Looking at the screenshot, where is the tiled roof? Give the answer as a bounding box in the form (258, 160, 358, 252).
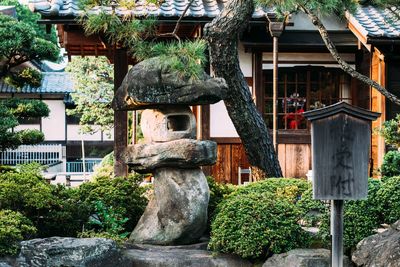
(350, 5, 400, 39)
(0, 72, 74, 94)
(28, 0, 272, 19)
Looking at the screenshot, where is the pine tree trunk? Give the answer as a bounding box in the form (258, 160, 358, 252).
(204, 0, 283, 178)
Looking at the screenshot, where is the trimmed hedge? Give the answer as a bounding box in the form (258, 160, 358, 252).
(380, 150, 400, 177)
(208, 178, 311, 260)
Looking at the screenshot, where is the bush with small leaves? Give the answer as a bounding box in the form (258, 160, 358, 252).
(78, 174, 148, 232)
(209, 191, 309, 260)
(206, 176, 236, 232)
(0, 210, 36, 256)
(319, 179, 382, 251)
(380, 150, 400, 177)
(376, 176, 400, 224)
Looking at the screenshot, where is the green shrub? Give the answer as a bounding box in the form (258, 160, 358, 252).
(231, 178, 310, 202)
(209, 192, 309, 260)
(376, 176, 400, 224)
(206, 176, 235, 232)
(78, 174, 148, 232)
(380, 150, 400, 177)
(0, 210, 36, 256)
(319, 179, 382, 250)
(36, 185, 91, 237)
(0, 170, 53, 213)
(297, 188, 328, 227)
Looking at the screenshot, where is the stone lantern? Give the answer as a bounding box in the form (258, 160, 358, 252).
(113, 57, 228, 245)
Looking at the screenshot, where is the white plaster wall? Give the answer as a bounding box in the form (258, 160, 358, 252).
(210, 101, 239, 138)
(67, 125, 102, 141)
(103, 130, 114, 141)
(239, 43, 252, 77)
(14, 124, 40, 131)
(262, 52, 355, 63)
(42, 100, 66, 141)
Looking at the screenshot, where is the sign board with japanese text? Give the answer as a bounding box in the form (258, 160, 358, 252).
(303, 102, 380, 200)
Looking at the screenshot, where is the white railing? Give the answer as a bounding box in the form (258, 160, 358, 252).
(66, 159, 102, 173)
(0, 144, 63, 166)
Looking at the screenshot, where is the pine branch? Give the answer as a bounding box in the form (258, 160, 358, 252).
(158, 0, 197, 41)
(299, 4, 400, 106)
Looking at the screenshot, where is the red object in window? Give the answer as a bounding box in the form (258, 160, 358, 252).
(285, 109, 304, 129)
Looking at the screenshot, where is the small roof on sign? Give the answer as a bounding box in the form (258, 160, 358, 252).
(303, 101, 380, 122)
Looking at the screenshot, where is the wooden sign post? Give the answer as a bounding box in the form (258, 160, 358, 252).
(303, 102, 380, 267)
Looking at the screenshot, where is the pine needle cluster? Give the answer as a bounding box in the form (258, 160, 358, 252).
(78, 3, 207, 80)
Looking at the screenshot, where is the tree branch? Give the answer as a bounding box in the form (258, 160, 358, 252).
(158, 0, 196, 41)
(299, 5, 400, 106)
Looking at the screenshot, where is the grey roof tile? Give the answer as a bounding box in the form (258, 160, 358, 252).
(29, 0, 270, 19)
(352, 5, 400, 38)
(0, 72, 74, 94)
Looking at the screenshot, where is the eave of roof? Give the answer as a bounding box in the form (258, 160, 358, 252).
(0, 72, 74, 94)
(27, 0, 274, 21)
(347, 5, 400, 44)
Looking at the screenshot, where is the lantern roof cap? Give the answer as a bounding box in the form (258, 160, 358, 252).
(303, 101, 380, 122)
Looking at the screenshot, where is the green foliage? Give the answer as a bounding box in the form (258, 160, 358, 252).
(209, 191, 309, 260)
(4, 68, 43, 88)
(0, 14, 59, 88)
(0, 0, 58, 44)
(2, 99, 50, 118)
(206, 176, 235, 232)
(134, 40, 208, 80)
(380, 150, 400, 177)
(376, 176, 400, 224)
(0, 99, 49, 151)
(378, 114, 400, 149)
(79, 10, 207, 80)
(297, 188, 328, 227)
(78, 174, 148, 232)
(0, 210, 36, 256)
(65, 57, 114, 135)
(319, 179, 382, 250)
(0, 169, 53, 212)
(231, 178, 310, 201)
(80, 200, 129, 242)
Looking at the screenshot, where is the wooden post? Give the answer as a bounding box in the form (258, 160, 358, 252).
(113, 48, 129, 177)
(268, 21, 284, 151)
(331, 200, 344, 267)
(272, 36, 278, 150)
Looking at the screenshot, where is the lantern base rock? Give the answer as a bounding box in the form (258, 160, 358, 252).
(129, 167, 209, 245)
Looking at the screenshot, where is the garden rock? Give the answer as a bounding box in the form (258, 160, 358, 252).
(130, 167, 209, 245)
(352, 220, 400, 267)
(16, 237, 125, 267)
(123, 243, 252, 267)
(124, 139, 217, 172)
(263, 249, 352, 267)
(140, 107, 196, 143)
(112, 57, 228, 110)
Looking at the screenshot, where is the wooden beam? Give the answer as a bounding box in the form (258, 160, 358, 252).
(113, 49, 129, 177)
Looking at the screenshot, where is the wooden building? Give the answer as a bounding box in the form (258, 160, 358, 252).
(27, 0, 400, 183)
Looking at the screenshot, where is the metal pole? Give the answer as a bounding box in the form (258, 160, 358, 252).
(81, 136, 86, 182)
(272, 36, 278, 151)
(331, 199, 344, 267)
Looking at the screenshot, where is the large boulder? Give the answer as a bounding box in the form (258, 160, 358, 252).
(124, 139, 217, 173)
(352, 220, 400, 267)
(16, 237, 125, 267)
(130, 167, 209, 245)
(112, 57, 228, 110)
(263, 249, 352, 267)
